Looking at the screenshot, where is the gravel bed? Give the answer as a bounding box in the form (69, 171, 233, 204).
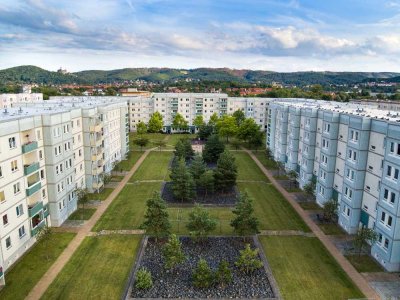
(131, 237, 274, 299)
(162, 182, 238, 205)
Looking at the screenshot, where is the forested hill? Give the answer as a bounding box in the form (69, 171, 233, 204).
(0, 65, 399, 86)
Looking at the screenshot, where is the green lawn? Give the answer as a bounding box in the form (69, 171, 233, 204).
(232, 152, 269, 182)
(167, 134, 196, 146)
(299, 201, 321, 210)
(129, 132, 167, 150)
(168, 206, 234, 235)
(319, 223, 346, 235)
(110, 175, 125, 182)
(93, 182, 161, 231)
(345, 255, 384, 273)
(68, 208, 96, 220)
(238, 182, 309, 231)
(0, 233, 75, 300)
(260, 236, 364, 300)
(87, 187, 114, 201)
(42, 235, 141, 300)
(114, 151, 143, 172)
(252, 151, 278, 170)
(129, 152, 172, 181)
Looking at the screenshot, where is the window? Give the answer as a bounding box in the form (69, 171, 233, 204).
(388, 216, 393, 227)
(381, 211, 386, 222)
(2, 214, 8, 226)
(0, 166, 2, 177)
(348, 149, 357, 161)
(18, 225, 25, 238)
(11, 160, 18, 172)
(0, 191, 4, 202)
(54, 145, 62, 156)
(320, 170, 327, 180)
(39, 150, 43, 160)
(324, 123, 330, 133)
(350, 130, 359, 142)
(16, 204, 24, 217)
(386, 165, 399, 181)
(344, 187, 353, 199)
(321, 155, 328, 165)
(8, 137, 16, 149)
(13, 182, 20, 194)
(346, 169, 355, 181)
(322, 139, 329, 149)
(318, 185, 325, 195)
(5, 236, 11, 249)
(42, 188, 46, 199)
(383, 188, 396, 205)
(384, 238, 389, 249)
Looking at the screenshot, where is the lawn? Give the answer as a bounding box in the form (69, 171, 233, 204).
(129, 152, 172, 181)
(232, 152, 269, 182)
(110, 175, 125, 182)
(114, 151, 143, 172)
(167, 133, 196, 146)
(93, 182, 161, 231)
(299, 201, 321, 210)
(87, 187, 114, 201)
(252, 150, 278, 170)
(318, 223, 346, 235)
(42, 235, 142, 300)
(168, 206, 234, 235)
(129, 132, 167, 150)
(0, 233, 75, 300)
(345, 255, 384, 273)
(260, 236, 364, 300)
(238, 182, 309, 231)
(68, 208, 96, 220)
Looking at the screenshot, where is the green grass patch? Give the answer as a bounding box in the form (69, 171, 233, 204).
(129, 133, 167, 150)
(232, 152, 269, 182)
(42, 235, 141, 300)
(274, 174, 289, 180)
(345, 255, 384, 273)
(168, 206, 234, 235)
(129, 152, 172, 181)
(252, 151, 278, 170)
(0, 233, 76, 300)
(87, 187, 114, 201)
(114, 151, 143, 172)
(299, 201, 321, 210)
(167, 134, 196, 146)
(93, 182, 161, 231)
(260, 236, 364, 300)
(318, 223, 346, 235)
(110, 175, 125, 182)
(238, 182, 309, 231)
(68, 208, 96, 220)
(285, 187, 303, 193)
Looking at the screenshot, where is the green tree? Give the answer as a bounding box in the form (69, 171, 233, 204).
(237, 118, 260, 147)
(186, 204, 217, 241)
(141, 192, 171, 242)
(215, 260, 232, 288)
(202, 134, 225, 163)
(172, 113, 188, 132)
(216, 115, 238, 142)
(36, 225, 53, 260)
(101, 173, 112, 186)
(233, 109, 246, 126)
(162, 234, 186, 270)
(231, 193, 259, 239)
(198, 170, 215, 199)
(170, 159, 196, 202)
(208, 112, 219, 127)
(137, 121, 147, 135)
(135, 268, 153, 290)
(154, 140, 166, 151)
(353, 227, 378, 257)
(75, 188, 89, 220)
(322, 198, 338, 223)
(198, 124, 214, 140)
(134, 137, 149, 151)
(190, 154, 207, 183)
(249, 130, 264, 151)
(148, 111, 163, 133)
(193, 115, 205, 128)
(192, 258, 214, 288)
(303, 177, 317, 199)
(235, 244, 263, 274)
(230, 139, 241, 150)
(214, 150, 238, 192)
(174, 139, 194, 160)
(287, 170, 299, 190)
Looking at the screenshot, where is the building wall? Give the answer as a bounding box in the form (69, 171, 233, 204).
(0, 93, 43, 108)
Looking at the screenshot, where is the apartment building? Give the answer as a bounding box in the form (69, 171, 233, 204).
(267, 99, 400, 271)
(0, 93, 43, 108)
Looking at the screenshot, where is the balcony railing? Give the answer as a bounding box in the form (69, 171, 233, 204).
(26, 182, 41, 197)
(28, 201, 43, 217)
(43, 203, 50, 218)
(22, 141, 38, 154)
(24, 162, 40, 176)
(31, 220, 46, 237)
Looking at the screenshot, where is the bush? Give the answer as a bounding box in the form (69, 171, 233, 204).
(235, 244, 263, 274)
(135, 268, 153, 290)
(215, 260, 232, 288)
(192, 258, 214, 288)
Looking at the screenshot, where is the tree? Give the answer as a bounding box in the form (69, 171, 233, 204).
(303, 177, 317, 199)
(190, 154, 206, 183)
(249, 130, 264, 151)
(287, 170, 299, 190)
(174, 139, 194, 160)
(322, 198, 338, 222)
(36, 225, 53, 260)
(162, 234, 186, 270)
(276, 161, 285, 177)
(233, 109, 246, 127)
(214, 150, 238, 192)
(135, 268, 153, 290)
(216, 115, 238, 142)
(231, 193, 259, 239)
(208, 112, 219, 127)
(198, 170, 215, 199)
(172, 113, 188, 132)
(137, 121, 147, 135)
(193, 115, 205, 128)
(202, 134, 225, 163)
(198, 124, 214, 140)
(141, 192, 171, 242)
(230, 139, 241, 150)
(353, 227, 378, 257)
(101, 173, 112, 186)
(192, 258, 214, 288)
(148, 111, 163, 133)
(75, 188, 89, 220)
(186, 204, 217, 241)
(237, 118, 260, 147)
(215, 260, 232, 288)
(134, 137, 149, 151)
(170, 159, 196, 202)
(154, 140, 166, 151)
(235, 244, 263, 274)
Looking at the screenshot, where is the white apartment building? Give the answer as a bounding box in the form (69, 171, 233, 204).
(0, 93, 43, 108)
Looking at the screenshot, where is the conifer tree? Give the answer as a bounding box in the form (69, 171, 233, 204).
(162, 234, 186, 270)
(170, 159, 195, 202)
(235, 244, 263, 274)
(214, 150, 237, 192)
(231, 193, 259, 239)
(192, 258, 214, 288)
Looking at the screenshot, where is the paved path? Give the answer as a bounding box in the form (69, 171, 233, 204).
(245, 149, 380, 300)
(259, 230, 315, 237)
(26, 149, 152, 300)
(88, 229, 145, 236)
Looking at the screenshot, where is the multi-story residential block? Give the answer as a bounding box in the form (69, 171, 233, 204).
(0, 93, 43, 108)
(267, 99, 400, 271)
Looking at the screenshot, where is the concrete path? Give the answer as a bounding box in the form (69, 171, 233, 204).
(88, 229, 145, 236)
(245, 149, 380, 300)
(259, 230, 315, 237)
(26, 149, 152, 300)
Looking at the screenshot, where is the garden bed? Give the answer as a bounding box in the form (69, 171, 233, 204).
(130, 236, 276, 299)
(162, 182, 238, 206)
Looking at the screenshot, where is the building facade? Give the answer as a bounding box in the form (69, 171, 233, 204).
(267, 99, 400, 271)
(0, 93, 43, 108)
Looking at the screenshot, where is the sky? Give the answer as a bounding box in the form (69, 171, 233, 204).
(0, 0, 400, 72)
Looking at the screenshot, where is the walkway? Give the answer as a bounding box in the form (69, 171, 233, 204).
(245, 149, 380, 300)
(26, 149, 152, 300)
(259, 230, 315, 237)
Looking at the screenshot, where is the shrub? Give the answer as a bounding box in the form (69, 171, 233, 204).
(135, 268, 153, 290)
(215, 260, 232, 288)
(235, 244, 263, 274)
(192, 258, 214, 288)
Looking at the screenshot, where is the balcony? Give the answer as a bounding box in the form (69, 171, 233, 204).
(22, 141, 38, 154)
(26, 182, 41, 197)
(90, 139, 103, 147)
(28, 201, 43, 217)
(43, 204, 50, 218)
(90, 124, 102, 132)
(31, 220, 46, 237)
(24, 162, 39, 176)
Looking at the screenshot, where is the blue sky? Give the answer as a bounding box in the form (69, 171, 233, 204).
(0, 0, 399, 71)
